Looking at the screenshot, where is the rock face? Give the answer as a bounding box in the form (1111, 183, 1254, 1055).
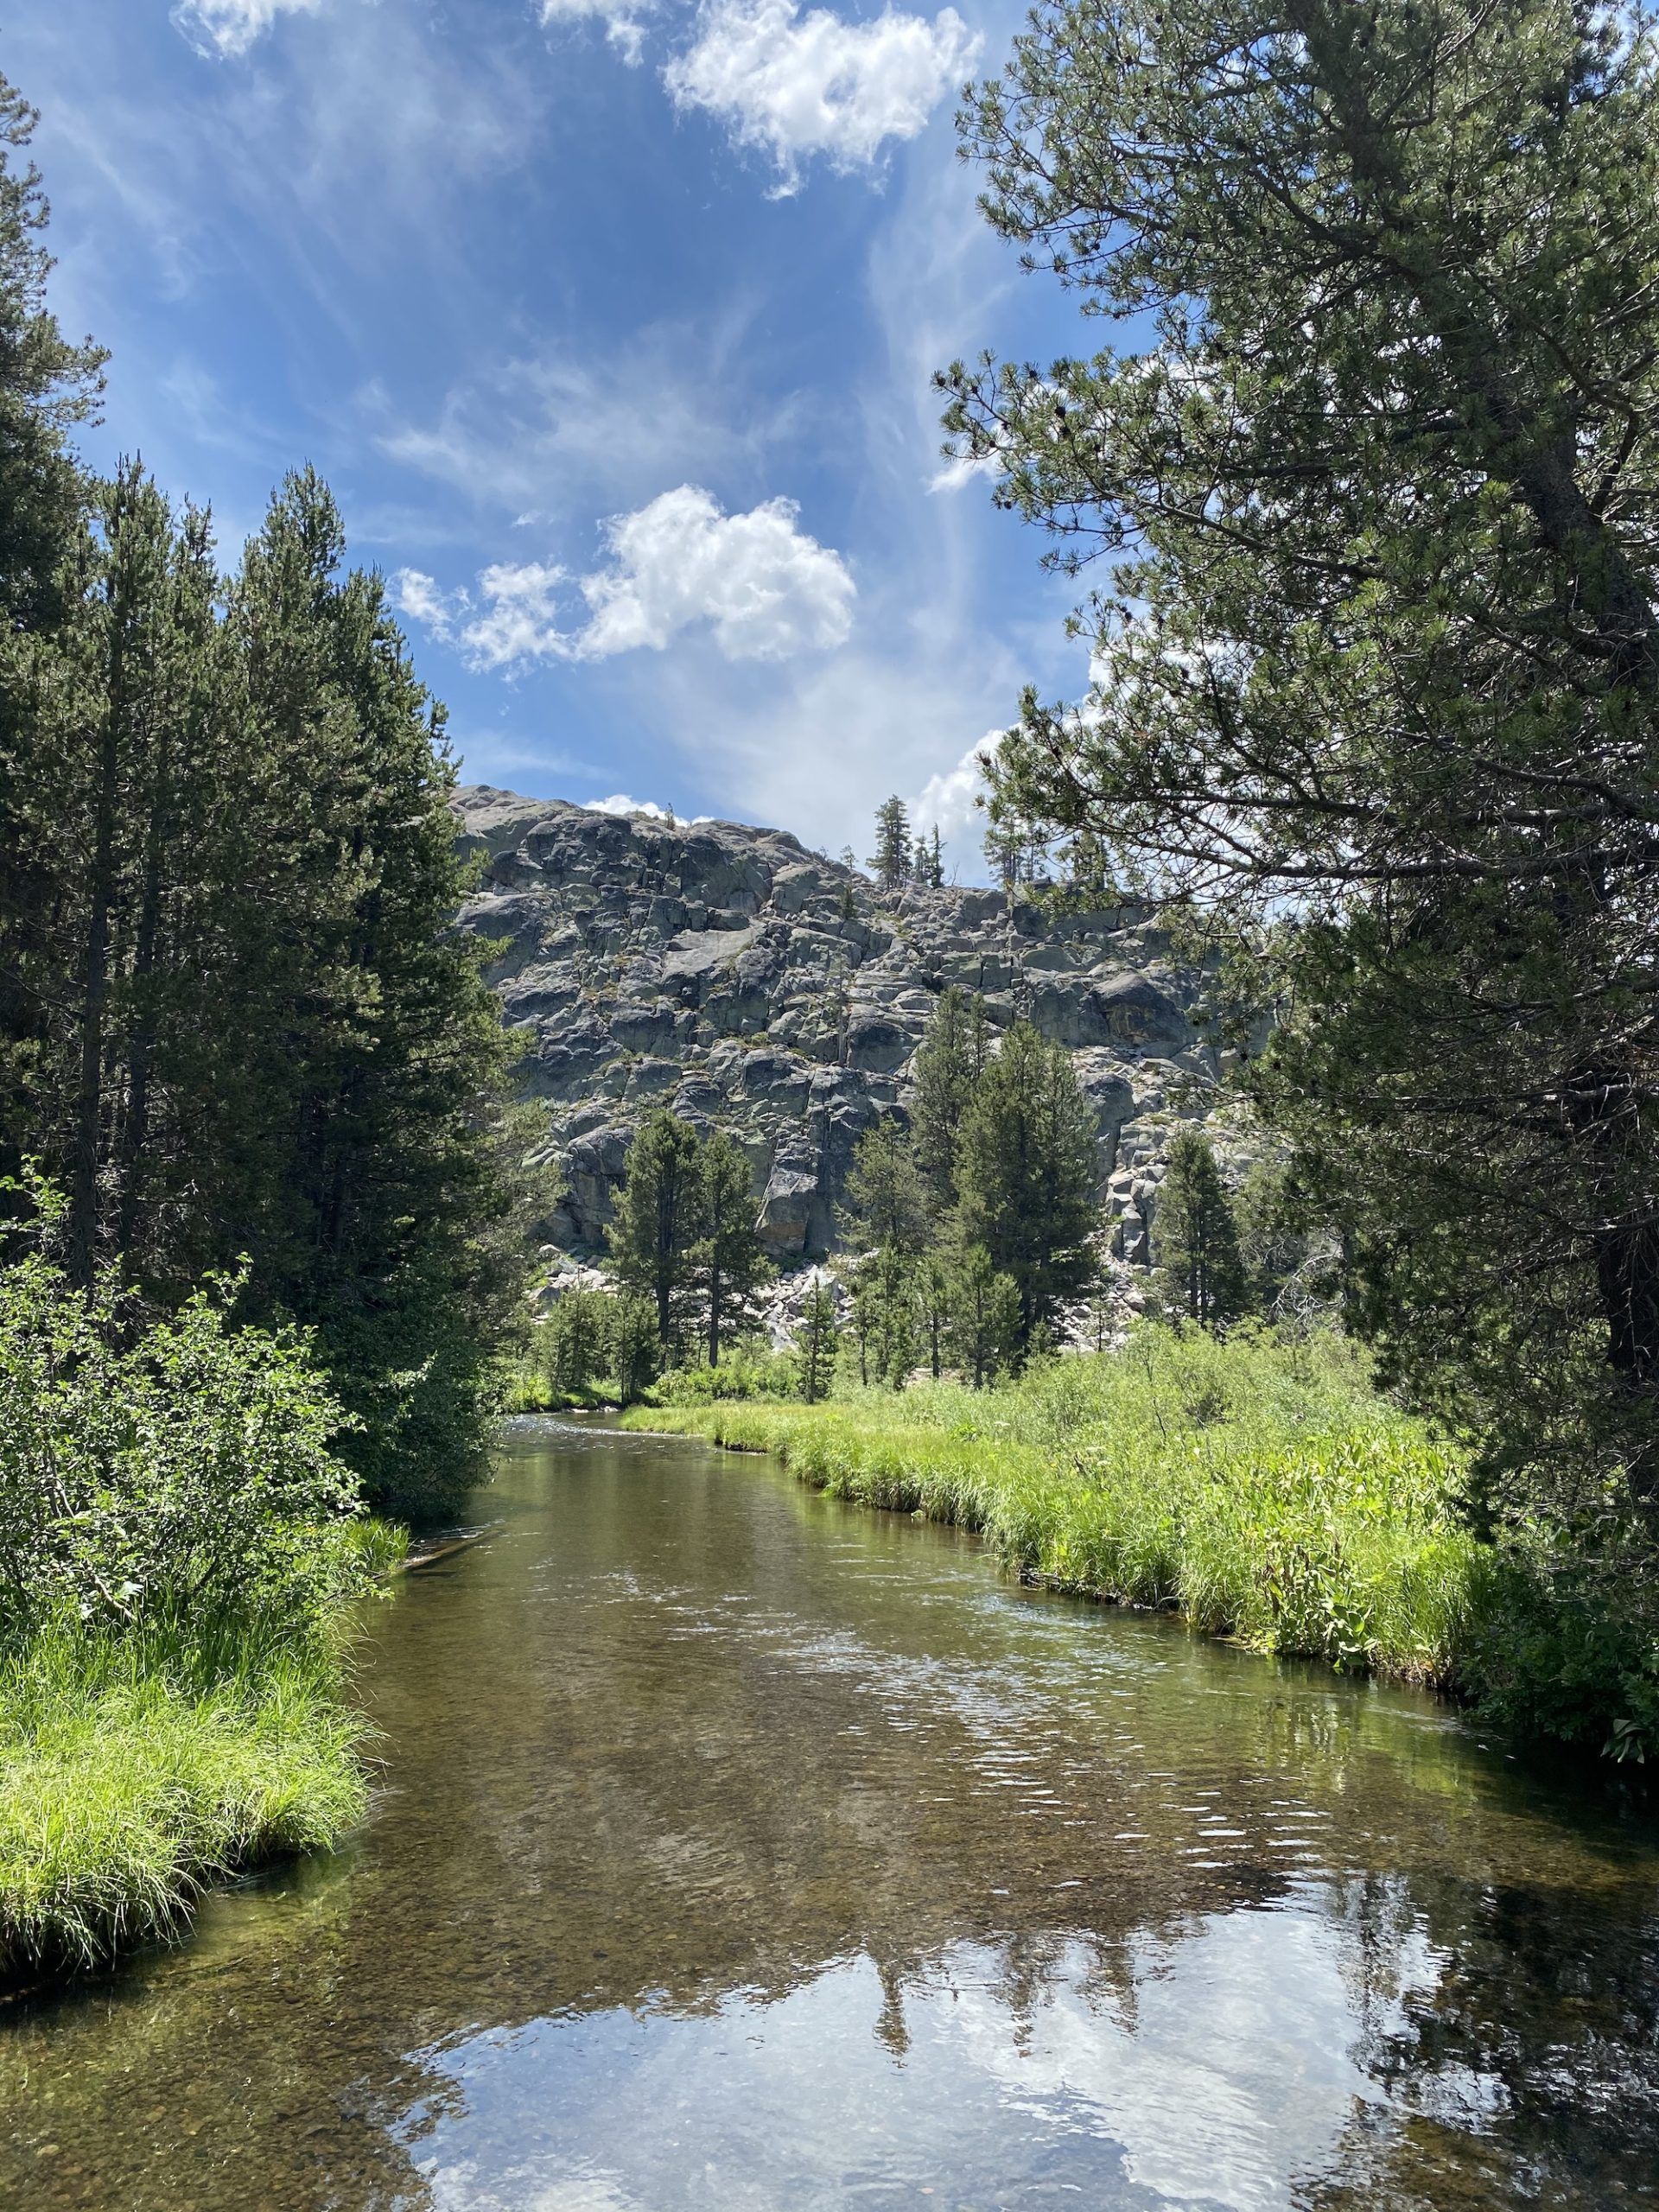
(455, 787, 1220, 1262)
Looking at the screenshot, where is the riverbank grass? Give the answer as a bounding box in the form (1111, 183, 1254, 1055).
(629, 1329, 1480, 1688)
(0, 1626, 371, 1980)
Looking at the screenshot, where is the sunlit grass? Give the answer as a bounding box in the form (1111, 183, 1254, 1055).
(630, 1327, 1480, 1688)
(0, 1615, 377, 1980)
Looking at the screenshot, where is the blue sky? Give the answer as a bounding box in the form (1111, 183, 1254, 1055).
(16, 0, 1095, 876)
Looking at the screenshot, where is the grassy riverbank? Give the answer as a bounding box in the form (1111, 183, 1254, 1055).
(0, 1625, 372, 1982)
(629, 1330, 1481, 1688)
(0, 1214, 402, 1985)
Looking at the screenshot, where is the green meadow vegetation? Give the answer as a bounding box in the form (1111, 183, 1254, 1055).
(631, 1327, 1659, 1756)
(0, 1192, 391, 1980)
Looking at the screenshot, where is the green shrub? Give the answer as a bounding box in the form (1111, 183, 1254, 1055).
(0, 1221, 371, 1645)
(657, 1342, 798, 1405)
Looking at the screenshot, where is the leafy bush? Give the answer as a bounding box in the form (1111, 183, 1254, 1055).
(0, 1222, 371, 1646)
(656, 1341, 798, 1405)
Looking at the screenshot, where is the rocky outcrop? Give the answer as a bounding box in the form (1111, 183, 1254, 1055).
(455, 787, 1222, 1262)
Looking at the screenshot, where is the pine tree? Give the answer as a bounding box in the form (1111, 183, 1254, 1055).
(868, 796, 912, 893)
(944, 0, 1659, 1505)
(607, 1109, 703, 1349)
(0, 70, 105, 632)
(1151, 1132, 1250, 1329)
(694, 1129, 770, 1364)
(842, 1119, 931, 1258)
(849, 1244, 915, 1388)
(545, 1288, 606, 1396)
(607, 1292, 660, 1405)
(944, 1242, 1021, 1386)
(955, 1021, 1100, 1348)
(910, 987, 989, 1216)
(911, 825, 945, 890)
(794, 1278, 839, 1402)
(912, 1252, 951, 1379)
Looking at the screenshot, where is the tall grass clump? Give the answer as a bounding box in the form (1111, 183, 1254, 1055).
(0, 1185, 385, 1981)
(631, 1326, 1481, 1689)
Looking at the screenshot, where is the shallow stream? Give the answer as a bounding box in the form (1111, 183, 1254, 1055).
(7, 1417, 1659, 2209)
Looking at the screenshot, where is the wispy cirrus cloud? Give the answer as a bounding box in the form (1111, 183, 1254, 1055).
(537, 0, 656, 65)
(664, 0, 979, 192)
(173, 0, 323, 59)
(394, 484, 855, 671)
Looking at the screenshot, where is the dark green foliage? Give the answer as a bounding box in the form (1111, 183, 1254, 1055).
(909, 986, 989, 1217)
(868, 795, 912, 893)
(1151, 1131, 1250, 1329)
(607, 1109, 705, 1348)
(1, 465, 516, 1520)
(954, 1021, 1099, 1347)
(0, 71, 104, 635)
(0, 1186, 369, 1646)
(794, 1279, 839, 1402)
(943, 0, 1659, 1516)
(694, 1130, 772, 1365)
(842, 1120, 930, 1258)
(607, 1292, 660, 1406)
(608, 1113, 769, 1364)
(943, 1242, 1021, 1386)
(912, 1252, 950, 1380)
(543, 1288, 607, 1397)
(848, 1245, 916, 1389)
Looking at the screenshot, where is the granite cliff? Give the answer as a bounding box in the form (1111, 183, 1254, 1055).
(454, 786, 1224, 1269)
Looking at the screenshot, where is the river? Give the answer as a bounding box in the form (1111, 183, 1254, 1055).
(6, 1417, 1659, 2209)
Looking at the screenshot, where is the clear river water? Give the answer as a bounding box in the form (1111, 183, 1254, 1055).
(6, 1416, 1659, 2209)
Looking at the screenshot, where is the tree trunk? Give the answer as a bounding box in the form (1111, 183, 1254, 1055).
(67, 710, 120, 1286)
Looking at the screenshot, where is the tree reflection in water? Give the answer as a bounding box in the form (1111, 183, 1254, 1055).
(6, 1423, 1657, 2210)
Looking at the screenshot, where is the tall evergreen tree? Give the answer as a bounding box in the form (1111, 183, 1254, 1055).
(794, 1277, 839, 1402)
(944, 1242, 1021, 1386)
(955, 1021, 1099, 1346)
(607, 1109, 704, 1348)
(1151, 1131, 1250, 1329)
(944, 0, 1659, 1506)
(694, 1130, 770, 1364)
(868, 796, 912, 893)
(910, 987, 989, 1216)
(842, 1119, 931, 1257)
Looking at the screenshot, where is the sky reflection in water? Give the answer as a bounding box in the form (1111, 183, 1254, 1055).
(3, 1420, 1656, 2210)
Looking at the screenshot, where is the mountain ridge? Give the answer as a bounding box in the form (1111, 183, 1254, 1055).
(454, 785, 1221, 1266)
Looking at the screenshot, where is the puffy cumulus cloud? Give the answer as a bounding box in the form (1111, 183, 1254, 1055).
(585, 793, 671, 817)
(908, 729, 1001, 842)
(664, 0, 979, 190)
(173, 0, 322, 58)
(397, 488, 854, 671)
(537, 0, 652, 66)
(577, 485, 854, 660)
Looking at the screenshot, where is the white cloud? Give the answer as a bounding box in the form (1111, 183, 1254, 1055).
(396, 487, 855, 671)
(373, 321, 805, 522)
(174, 0, 322, 58)
(664, 0, 979, 190)
(577, 485, 854, 659)
(391, 567, 467, 639)
(585, 793, 672, 817)
(466, 561, 572, 669)
(537, 0, 653, 66)
(908, 728, 1000, 841)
